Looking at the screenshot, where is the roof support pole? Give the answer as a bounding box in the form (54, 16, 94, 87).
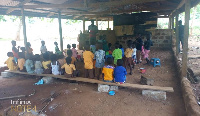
(172, 16, 174, 30)
(168, 16, 171, 29)
(58, 11, 63, 52)
(175, 14, 179, 56)
(108, 19, 110, 29)
(21, 8, 27, 51)
(182, 0, 190, 77)
(96, 18, 98, 28)
(83, 18, 85, 33)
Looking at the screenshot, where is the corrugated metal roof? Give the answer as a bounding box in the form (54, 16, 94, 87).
(0, 0, 199, 20)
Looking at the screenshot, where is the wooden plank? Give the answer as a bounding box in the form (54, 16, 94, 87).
(5, 70, 174, 92)
(182, 0, 190, 77)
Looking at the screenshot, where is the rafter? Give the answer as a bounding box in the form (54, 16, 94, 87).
(6, 0, 31, 14)
(22, 0, 165, 9)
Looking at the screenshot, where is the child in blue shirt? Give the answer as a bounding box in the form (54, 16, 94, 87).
(114, 59, 127, 84)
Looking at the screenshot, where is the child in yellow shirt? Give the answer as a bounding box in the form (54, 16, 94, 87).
(124, 40, 134, 75)
(4, 52, 18, 71)
(61, 57, 76, 78)
(42, 53, 51, 74)
(17, 52, 26, 72)
(102, 57, 114, 82)
(83, 45, 94, 79)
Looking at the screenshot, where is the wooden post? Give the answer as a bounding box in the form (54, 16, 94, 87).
(172, 16, 174, 30)
(168, 16, 171, 29)
(182, 0, 190, 77)
(96, 18, 98, 28)
(108, 18, 110, 29)
(83, 18, 85, 33)
(21, 8, 27, 51)
(58, 11, 63, 52)
(175, 14, 179, 56)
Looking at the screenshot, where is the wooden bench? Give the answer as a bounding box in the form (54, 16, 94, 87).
(4, 70, 174, 92)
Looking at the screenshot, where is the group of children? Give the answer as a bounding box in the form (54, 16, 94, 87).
(5, 40, 79, 78)
(5, 33, 152, 84)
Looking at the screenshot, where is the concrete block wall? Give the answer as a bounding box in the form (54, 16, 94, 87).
(116, 29, 172, 49)
(151, 29, 172, 48)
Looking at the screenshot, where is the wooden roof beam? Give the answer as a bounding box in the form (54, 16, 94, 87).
(6, 0, 32, 14)
(170, 0, 186, 16)
(22, 0, 165, 9)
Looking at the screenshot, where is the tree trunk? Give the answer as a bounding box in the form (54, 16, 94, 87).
(15, 18, 22, 41)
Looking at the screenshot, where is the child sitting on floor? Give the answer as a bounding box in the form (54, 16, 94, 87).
(4, 52, 18, 71)
(67, 50, 76, 65)
(61, 57, 76, 78)
(124, 40, 134, 75)
(25, 54, 34, 74)
(102, 57, 114, 82)
(26, 42, 33, 55)
(114, 59, 127, 84)
(50, 54, 60, 75)
(112, 43, 122, 66)
(83, 45, 94, 79)
(57, 54, 66, 75)
(94, 43, 105, 80)
(42, 53, 51, 74)
(18, 52, 26, 72)
(34, 54, 43, 74)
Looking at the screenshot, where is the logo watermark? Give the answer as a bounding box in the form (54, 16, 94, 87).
(11, 99, 36, 112)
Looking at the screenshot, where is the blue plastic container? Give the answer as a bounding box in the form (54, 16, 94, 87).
(109, 91, 115, 96)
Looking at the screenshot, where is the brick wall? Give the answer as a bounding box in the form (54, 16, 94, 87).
(116, 29, 172, 48)
(151, 29, 172, 48)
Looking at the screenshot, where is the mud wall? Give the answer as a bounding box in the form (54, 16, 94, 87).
(172, 47, 200, 116)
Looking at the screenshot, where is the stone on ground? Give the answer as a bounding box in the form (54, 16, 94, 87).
(142, 90, 166, 101)
(42, 77, 54, 84)
(1, 72, 14, 78)
(98, 84, 118, 92)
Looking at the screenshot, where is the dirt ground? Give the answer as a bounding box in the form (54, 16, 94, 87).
(0, 48, 187, 116)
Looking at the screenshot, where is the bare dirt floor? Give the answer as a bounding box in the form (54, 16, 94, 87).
(0, 48, 187, 116)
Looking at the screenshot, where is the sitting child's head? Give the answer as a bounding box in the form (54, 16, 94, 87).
(26, 53, 33, 60)
(84, 45, 90, 51)
(11, 40, 16, 46)
(18, 52, 25, 59)
(96, 43, 103, 50)
(132, 42, 136, 48)
(20, 47, 25, 52)
(127, 40, 132, 48)
(107, 57, 113, 65)
(117, 59, 123, 66)
(67, 50, 72, 57)
(66, 57, 72, 65)
(26, 42, 31, 47)
(67, 44, 71, 49)
(34, 54, 41, 61)
(41, 40, 45, 46)
(7, 52, 13, 57)
(50, 54, 58, 62)
(54, 42, 58, 46)
(72, 44, 76, 48)
(115, 43, 119, 49)
(58, 54, 65, 59)
(119, 44, 123, 49)
(43, 52, 50, 61)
